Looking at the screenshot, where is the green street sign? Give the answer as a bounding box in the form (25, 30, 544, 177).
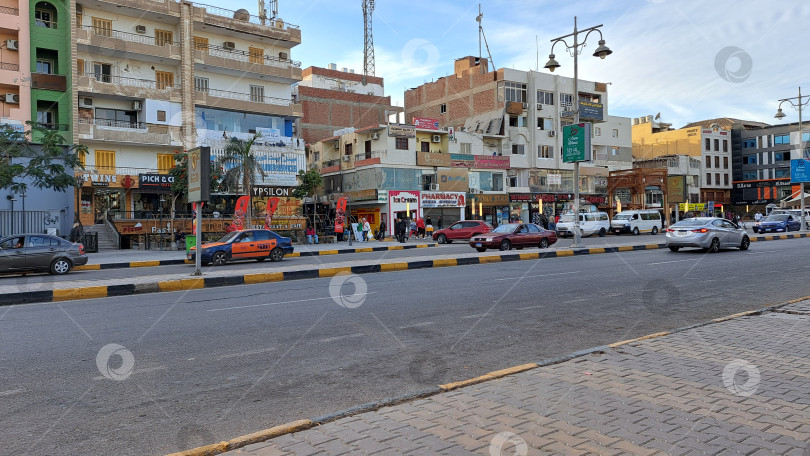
(562, 123, 592, 163)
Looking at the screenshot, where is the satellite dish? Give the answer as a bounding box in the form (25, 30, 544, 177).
(654, 113, 661, 120)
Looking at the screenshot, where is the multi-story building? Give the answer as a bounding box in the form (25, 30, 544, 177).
(308, 123, 509, 231)
(404, 56, 632, 221)
(633, 154, 701, 205)
(296, 64, 402, 145)
(72, 1, 304, 229)
(1, 0, 29, 130)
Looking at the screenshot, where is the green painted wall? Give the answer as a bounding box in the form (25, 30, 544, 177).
(29, 0, 71, 143)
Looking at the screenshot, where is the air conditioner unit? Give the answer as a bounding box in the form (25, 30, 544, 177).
(341, 155, 351, 162)
(223, 41, 236, 50)
(278, 52, 288, 60)
(79, 97, 93, 108)
(429, 183, 440, 191)
(135, 25, 146, 34)
(6, 39, 18, 51)
(332, 140, 340, 148)
(5, 93, 19, 104)
(371, 132, 380, 140)
(548, 130, 556, 137)
(131, 101, 142, 110)
(521, 102, 529, 109)
(536, 104, 543, 111)
(431, 135, 441, 143)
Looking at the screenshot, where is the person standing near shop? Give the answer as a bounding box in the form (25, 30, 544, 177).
(378, 219, 387, 240)
(437, 216, 443, 230)
(70, 222, 84, 243)
(362, 218, 370, 242)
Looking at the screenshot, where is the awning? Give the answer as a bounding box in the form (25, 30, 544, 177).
(783, 192, 810, 203)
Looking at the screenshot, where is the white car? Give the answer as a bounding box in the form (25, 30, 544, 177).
(611, 209, 663, 235)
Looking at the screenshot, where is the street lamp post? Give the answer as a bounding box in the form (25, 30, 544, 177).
(545, 16, 612, 248)
(774, 87, 810, 232)
(339, 158, 352, 246)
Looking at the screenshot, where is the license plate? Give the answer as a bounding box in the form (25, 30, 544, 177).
(475, 243, 482, 247)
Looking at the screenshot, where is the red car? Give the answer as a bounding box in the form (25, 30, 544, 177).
(469, 223, 557, 252)
(432, 220, 493, 244)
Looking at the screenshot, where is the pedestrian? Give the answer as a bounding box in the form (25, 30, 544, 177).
(69, 222, 84, 243)
(416, 217, 426, 238)
(356, 219, 364, 242)
(174, 227, 185, 250)
(539, 213, 549, 230)
(437, 216, 443, 230)
(306, 224, 318, 244)
(754, 211, 763, 222)
(409, 218, 417, 240)
(426, 216, 432, 227)
(362, 218, 370, 242)
(378, 219, 387, 240)
(395, 218, 406, 243)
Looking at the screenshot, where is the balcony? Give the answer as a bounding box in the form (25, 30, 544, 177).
(32, 122, 70, 131)
(31, 73, 67, 92)
(77, 118, 178, 146)
(76, 73, 180, 102)
(79, 0, 181, 20)
(195, 88, 301, 117)
(0, 62, 19, 71)
(76, 26, 181, 62)
(81, 165, 162, 176)
(354, 150, 385, 167)
(195, 45, 302, 83)
(0, 5, 19, 33)
(191, 2, 301, 46)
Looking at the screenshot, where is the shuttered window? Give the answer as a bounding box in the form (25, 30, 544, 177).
(155, 29, 173, 46)
(157, 154, 174, 174)
(76, 59, 84, 75)
(95, 150, 116, 174)
(193, 36, 208, 53)
(91, 17, 112, 37)
(249, 46, 264, 64)
(155, 71, 174, 90)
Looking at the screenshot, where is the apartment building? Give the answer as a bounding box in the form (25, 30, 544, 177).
(405, 56, 632, 220)
(0, 0, 29, 131)
(296, 64, 402, 145)
(634, 154, 701, 205)
(732, 122, 803, 207)
(72, 0, 303, 227)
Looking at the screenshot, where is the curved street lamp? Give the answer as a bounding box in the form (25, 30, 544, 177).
(545, 16, 612, 247)
(774, 87, 810, 231)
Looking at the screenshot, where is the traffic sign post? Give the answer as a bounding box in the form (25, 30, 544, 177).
(187, 146, 210, 276)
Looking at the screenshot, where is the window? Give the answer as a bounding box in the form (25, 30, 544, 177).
(537, 118, 552, 130)
(743, 171, 757, 180)
(742, 138, 757, 148)
(157, 110, 166, 122)
(537, 90, 554, 105)
(344, 143, 352, 156)
(612, 129, 618, 138)
(93, 63, 112, 82)
(518, 116, 527, 127)
(249, 85, 264, 102)
(724, 174, 729, 186)
(91, 17, 112, 37)
(508, 176, 518, 187)
(492, 173, 503, 192)
(194, 77, 209, 93)
(774, 152, 789, 162)
(803, 132, 810, 142)
(395, 138, 408, 150)
(35, 3, 56, 28)
(76, 59, 84, 75)
(249, 46, 264, 64)
(509, 116, 518, 127)
(715, 173, 720, 185)
(157, 154, 174, 173)
(705, 156, 711, 168)
(420, 141, 430, 152)
(743, 155, 758, 165)
(440, 104, 446, 114)
(560, 93, 573, 109)
(775, 168, 789, 178)
(538, 145, 553, 159)
(705, 138, 710, 151)
(706, 173, 711, 184)
(595, 127, 601, 136)
(511, 144, 525, 155)
(503, 81, 526, 102)
(36, 107, 55, 128)
(723, 139, 728, 152)
(460, 142, 471, 154)
(611, 147, 619, 156)
(95, 150, 116, 173)
(155, 29, 174, 46)
(767, 135, 772, 148)
(95, 108, 137, 127)
(723, 156, 728, 169)
(76, 12, 82, 28)
(714, 156, 719, 168)
(193, 36, 209, 53)
(774, 134, 789, 144)
(714, 139, 719, 151)
(155, 70, 174, 89)
(36, 59, 54, 74)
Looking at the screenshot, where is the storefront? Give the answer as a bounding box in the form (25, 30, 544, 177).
(466, 193, 509, 227)
(77, 173, 136, 226)
(420, 191, 465, 227)
(135, 174, 175, 219)
(387, 190, 420, 231)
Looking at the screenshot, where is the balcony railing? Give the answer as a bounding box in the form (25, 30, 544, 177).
(33, 122, 70, 131)
(81, 165, 164, 175)
(82, 72, 174, 90)
(78, 118, 147, 129)
(354, 150, 386, 162)
(0, 62, 19, 71)
(192, 2, 299, 30)
(203, 44, 301, 68)
(0, 5, 19, 15)
(198, 88, 291, 106)
(323, 159, 340, 168)
(80, 25, 179, 46)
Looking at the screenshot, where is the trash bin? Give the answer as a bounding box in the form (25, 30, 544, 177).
(82, 233, 98, 253)
(185, 235, 196, 254)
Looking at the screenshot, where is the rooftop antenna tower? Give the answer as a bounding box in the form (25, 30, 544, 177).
(476, 4, 494, 72)
(362, 0, 376, 82)
(258, 0, 278, 26)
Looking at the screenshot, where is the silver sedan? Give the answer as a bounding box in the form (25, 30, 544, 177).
(665, 217, 750, 252)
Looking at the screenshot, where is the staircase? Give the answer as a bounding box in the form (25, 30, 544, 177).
(85, 223, 119, 250)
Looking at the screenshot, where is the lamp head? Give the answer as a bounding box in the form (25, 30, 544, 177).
(774, 108, 786, 120)
(593, 40, 612, 59)
(544, 54, 561, 72)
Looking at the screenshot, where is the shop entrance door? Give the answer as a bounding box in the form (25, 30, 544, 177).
(94, 189, 122, 223)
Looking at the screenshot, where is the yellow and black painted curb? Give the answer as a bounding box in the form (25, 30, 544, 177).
(164, 294, 810, 456)
(74, 243, 438, 271)
(8, 233, 809, 307)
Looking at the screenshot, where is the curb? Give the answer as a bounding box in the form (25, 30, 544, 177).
(166, 294, 810, 456)
(74, 243, 438, 271)
(7, 234, 808, 306)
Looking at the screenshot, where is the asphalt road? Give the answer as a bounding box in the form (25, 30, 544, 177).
(1, 238, 807, 456)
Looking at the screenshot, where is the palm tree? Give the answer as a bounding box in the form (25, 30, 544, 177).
(217, 135, 265, 222)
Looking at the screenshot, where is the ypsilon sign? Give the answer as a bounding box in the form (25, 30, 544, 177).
(562, 123, 592, 163)
(791, 159, 810, 183)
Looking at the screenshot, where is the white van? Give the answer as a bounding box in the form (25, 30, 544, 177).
(611, 210, 662, 235)
(556, 212, 610, 237)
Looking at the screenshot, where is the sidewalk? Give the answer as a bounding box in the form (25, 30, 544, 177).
(178, 299, 810, 456)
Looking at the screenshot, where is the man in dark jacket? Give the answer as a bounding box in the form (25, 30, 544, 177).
(395, 218, 406, 243)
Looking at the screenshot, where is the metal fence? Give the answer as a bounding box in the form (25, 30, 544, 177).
(0, 210, 65, 238)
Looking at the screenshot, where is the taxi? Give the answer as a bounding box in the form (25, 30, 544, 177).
(188, 229, 294, 266)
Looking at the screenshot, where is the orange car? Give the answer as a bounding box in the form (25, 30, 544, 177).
(188, 229, 294, 266)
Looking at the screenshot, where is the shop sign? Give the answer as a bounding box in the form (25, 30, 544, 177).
(139, 174, 175, 188)
(421, 192, 466, 208)
(667, 176, 687, 203)
(389, 124, 416, 138)
(467, 194, 509, 206)
(83, 173, 118, 185)
(548, 174, 562, 185)
(733, 179, 791, 189)
(251, 186, 293, 197)
(509, 193, 540, 202)
(349, 189, 377, 201)
(417, 151, 451, 167)
(450, 153, 475, 167)
(390, 191, 418, 204)
(473, 155, 510, 169)
(376, 190, 388, 203)
(413, 117, 440, 130)
(538, 193, 576, 202)
(437, 168, 468, 192)
(562, 123, 592, 163)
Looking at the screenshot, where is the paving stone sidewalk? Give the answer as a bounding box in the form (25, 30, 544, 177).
(228, 302, 810, 455)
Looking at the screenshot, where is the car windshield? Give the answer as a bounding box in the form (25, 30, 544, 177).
(614, 213, 632, 220)
(216, 232, 242, 243)
(560, 214, 576, 223)
(671, 218, 710, 228)
(763, 215, 788, 222)
(492, 224, 519, 233)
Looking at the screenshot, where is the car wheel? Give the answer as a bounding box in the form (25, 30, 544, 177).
(499, 240, 511, 251)
(651, 226, 659, 235)
(437, 234, 447, 244)
(539, 238, 549, 249)
(708, 237, 720, 253)
(598, 228, 606, 237)
(212, 251, 228, 266)
(269, 247, 285, 262)
(476, 247, 487, 252)
(49, 258, 72, 275)
(632, 227, 639, 235)
(446, 239, 453, 244)
(739, 236, 750, 250)
(668, 246, 680, 252)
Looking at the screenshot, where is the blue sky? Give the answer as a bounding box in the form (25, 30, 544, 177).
(230, 0, 810, 129)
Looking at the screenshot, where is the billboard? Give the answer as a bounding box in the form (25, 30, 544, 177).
(791, 159, 810, 183)
(562, 123, 592, 163)
(413, 117, 440, 130)
(667, 175, 687, 203)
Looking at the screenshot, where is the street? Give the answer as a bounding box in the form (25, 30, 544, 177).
(0, 238, 807, 455)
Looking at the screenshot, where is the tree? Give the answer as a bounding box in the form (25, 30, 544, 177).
(0, 123, 87, 193)
(216, 135, 265, 221)
(292, 168, 323, 232)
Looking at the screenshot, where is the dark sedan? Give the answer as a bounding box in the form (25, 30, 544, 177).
(469, 223, 557, 252)
(188, 229, 294, 266)
(0, 233, 88, 275)
(755, 214, 800, 233)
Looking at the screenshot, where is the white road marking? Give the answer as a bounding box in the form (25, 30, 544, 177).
(319, 333, 365, 343)
(0, 388, 25, 397)
(648, 259, 700, 265)
(494, 271, 579, 281)
(206, 292, 378, 312)
(398, 321, 435, 329)
(516, 305, 545, 311)
(92, 365, 166, 381)
(564, 298, 586, 304)
(461, 313, 490, 319)
(747, 251, 777, 255)
(216, 347, 276, 360)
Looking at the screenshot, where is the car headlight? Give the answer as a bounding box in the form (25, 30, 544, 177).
(484, 238, 492, 242)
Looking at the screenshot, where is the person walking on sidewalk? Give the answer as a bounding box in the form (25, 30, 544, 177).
(416, 217, 426, 239)
(69, 222, 84, 244)
(378, 219, 387, 240)
(395, 218, 406, 243)
(408, 218, 417, 240)
(362, 218, 370, 242)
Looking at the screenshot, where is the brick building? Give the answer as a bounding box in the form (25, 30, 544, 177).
(296, 65, 402, 145)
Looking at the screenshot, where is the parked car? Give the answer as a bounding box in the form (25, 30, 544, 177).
(470, 223, 557, 252)
(188, 229, 294, 266)
(756, 212, 804, 232)
(0, 233, 88, 275)
(665, 217, 749, 252)
(556, 212, 610, 237)
(611, 209, 662, 235)
(433, 220, 493, 244)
